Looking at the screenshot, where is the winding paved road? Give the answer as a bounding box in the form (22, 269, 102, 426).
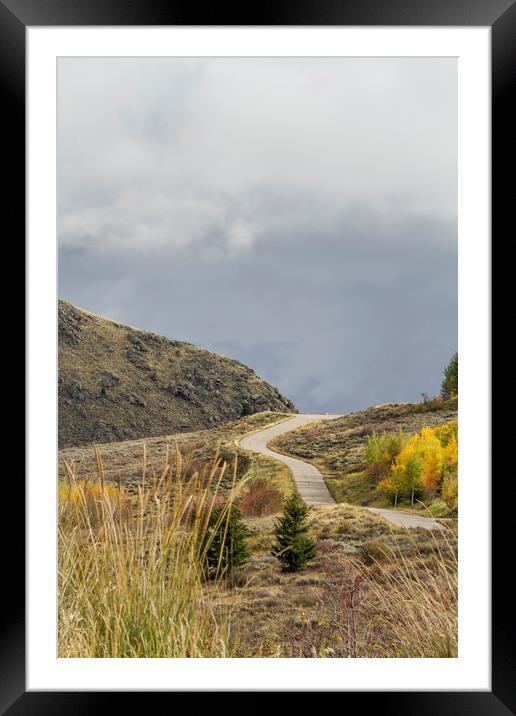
(238, 414, 444, 530)
(239, 414, 339, 505)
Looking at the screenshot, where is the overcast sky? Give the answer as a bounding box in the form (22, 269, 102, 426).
(58, 57, 457, 413)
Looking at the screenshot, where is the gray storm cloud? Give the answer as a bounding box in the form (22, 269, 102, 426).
(58, 57, 457, 412)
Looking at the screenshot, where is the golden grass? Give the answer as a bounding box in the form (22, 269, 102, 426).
(361, 527, 458, 657)
(58, 448, 246, 658)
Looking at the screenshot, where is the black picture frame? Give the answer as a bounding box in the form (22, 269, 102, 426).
(5, 0, 508, 710)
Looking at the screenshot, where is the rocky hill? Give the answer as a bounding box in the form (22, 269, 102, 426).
(58, 300, 296, 448)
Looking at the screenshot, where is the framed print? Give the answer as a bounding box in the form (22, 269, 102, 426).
(4, 0, 510, 709)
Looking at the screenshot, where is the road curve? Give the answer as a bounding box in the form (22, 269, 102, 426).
(238, 414, 445, 530)
(238, 414, 339, 505)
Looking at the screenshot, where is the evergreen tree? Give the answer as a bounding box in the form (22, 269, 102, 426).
(201, 503, 250, 580)
(271, 493, 316, 572)
(441, 351, 458, 399)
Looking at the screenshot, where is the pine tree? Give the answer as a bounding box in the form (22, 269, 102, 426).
(271, 493, 316, 572)
(441, 351, 458, 399)
(201, 503, 250, 580)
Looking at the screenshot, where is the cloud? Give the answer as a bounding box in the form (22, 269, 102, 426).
(58, 57, 457, 412)
(58, 58, 456, 252)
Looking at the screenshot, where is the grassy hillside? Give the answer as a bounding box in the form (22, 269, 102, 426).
(271, 399, 457, 473)
(59, 411, 294, 495)
(58, 300, 296, 448)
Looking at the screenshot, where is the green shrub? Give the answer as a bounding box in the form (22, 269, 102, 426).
(441, 473, 458, 513)
(364, 430, 409, 483)
(426, 498, 452, 517)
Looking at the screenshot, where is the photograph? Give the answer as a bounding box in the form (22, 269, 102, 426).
(57, 55, 459, 659)
(0, 0, 504, 700)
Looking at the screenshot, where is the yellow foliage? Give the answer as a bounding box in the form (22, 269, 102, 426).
(433, 420, 458, 447)
(376, 420, 458, 506)
(444, 434, 458, 467)
(58, 479, 131, 526)
(442, 471, 458, 511)
(58, 480, 121, 504)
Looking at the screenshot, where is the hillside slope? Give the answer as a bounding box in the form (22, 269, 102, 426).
(58, 300, 296, 448)
(271, 399, 458, 475)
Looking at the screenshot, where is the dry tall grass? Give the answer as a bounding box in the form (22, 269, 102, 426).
(364, 529, 458, 657)
(58, 448, 244, 658)
(281, 528, 457, 658)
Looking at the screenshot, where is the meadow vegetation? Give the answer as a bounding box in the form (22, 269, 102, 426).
(59, 430, 457, 658)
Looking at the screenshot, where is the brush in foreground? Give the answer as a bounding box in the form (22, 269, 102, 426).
(282, 528, 457, 658)
(58, 449, 246, 658)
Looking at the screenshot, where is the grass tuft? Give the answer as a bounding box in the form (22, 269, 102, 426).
(58, 451, 244, 658)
